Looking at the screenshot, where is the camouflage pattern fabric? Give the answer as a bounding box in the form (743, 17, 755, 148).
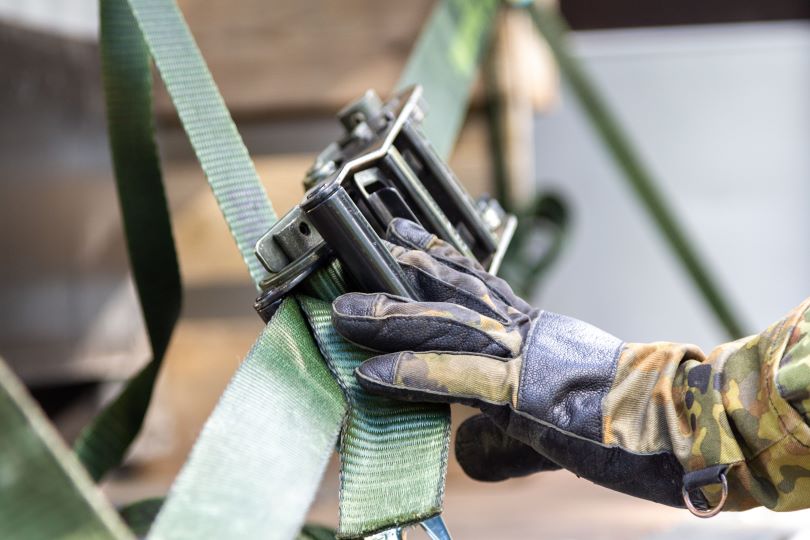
(604, 299, 810, 510)
(334, 218, 810, 512)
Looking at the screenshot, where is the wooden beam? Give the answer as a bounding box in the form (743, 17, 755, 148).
(156, 0, 435, 118)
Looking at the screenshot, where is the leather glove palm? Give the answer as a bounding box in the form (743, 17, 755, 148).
(332, 218, 699, 509)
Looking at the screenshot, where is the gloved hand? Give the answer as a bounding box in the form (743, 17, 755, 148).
(332, 218, 705, 510)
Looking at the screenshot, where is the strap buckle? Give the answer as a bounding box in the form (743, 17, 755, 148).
(253, 85, 516, 321)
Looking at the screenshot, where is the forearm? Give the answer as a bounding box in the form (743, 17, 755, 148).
(605, 299, 810, 510)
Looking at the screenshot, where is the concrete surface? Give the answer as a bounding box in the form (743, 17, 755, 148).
(533, 21, 810, 349)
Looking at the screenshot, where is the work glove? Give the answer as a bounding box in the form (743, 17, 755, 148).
(331, 218, 706, 510)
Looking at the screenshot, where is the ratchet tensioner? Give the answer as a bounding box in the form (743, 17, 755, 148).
(253, 84, 517, 322)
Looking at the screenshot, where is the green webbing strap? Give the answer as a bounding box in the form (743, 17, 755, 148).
(86, 1, 347, 535)
(397, 0, 499, 159)
(79, 0, 278, 482)
(305, 265, 448, 535)
(83, 0, 498, 537)
(0, 358, 132, 540)
(149, 298, 347, 540)
(74, 0, 181, 482)
(123, 0, 276, 284)
(299, 296, 449, 536)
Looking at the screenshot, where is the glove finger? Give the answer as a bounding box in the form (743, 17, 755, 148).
(385, 217, 486, 272)
(332, 293, 522, 357)
(386, 218, 534, 315)
(385, 241, 521, 324)
(355, 350, 519, 408)
(455, 414, 561, 482)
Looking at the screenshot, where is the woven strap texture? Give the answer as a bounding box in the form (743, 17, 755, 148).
(149, 298, 347, 540)
(77, 0, 279, 484)
(0, 359, 132, 539)
(300, 295, 450, 536)
(128, 0, 276, 282)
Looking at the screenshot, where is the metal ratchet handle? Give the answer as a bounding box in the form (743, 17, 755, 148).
(302, 180, 418, 300)
(420, 515, 452, 540)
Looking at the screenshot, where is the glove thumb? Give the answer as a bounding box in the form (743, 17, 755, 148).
(455, 414, 561, 482)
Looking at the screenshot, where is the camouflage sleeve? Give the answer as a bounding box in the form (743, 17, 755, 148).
(603, 298, 810, 511)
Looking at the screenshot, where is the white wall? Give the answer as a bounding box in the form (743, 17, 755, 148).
(533, 21, 810, 349)
(0, 0, 97, 39)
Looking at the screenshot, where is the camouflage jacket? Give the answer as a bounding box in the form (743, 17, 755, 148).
(608, 298, 810, 510)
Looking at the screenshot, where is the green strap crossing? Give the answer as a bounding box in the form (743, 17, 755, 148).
(74, 0, 498, 537)
(1, 2, 747, 538)
(0, 358, 132, 540)
(80, 1, 347, 537)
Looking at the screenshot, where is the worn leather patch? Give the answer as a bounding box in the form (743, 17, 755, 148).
(518, 311, 623, 442)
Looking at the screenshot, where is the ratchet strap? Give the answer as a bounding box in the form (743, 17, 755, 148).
(77, 0, 496, 537)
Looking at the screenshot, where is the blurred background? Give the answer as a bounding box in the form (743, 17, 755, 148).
(1, 0, 809, 538)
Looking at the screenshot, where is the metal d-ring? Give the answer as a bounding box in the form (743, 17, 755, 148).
(682, 471, 728, 518)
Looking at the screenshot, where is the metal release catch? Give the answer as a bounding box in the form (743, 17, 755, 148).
(253, 85, 516, 321)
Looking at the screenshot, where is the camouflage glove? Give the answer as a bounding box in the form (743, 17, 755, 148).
(332, 218, 708, 510)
